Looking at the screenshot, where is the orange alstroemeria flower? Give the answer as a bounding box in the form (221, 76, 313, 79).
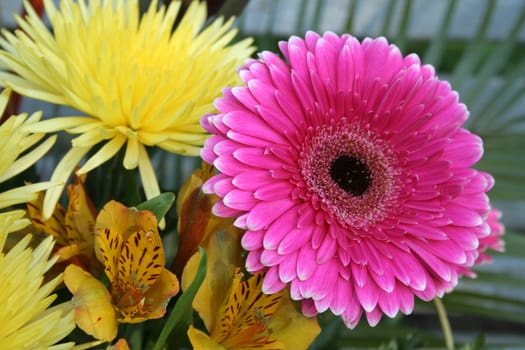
(64, 200, 180, 342)
(27, 174, 101, 276)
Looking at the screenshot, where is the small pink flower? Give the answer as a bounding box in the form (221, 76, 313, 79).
(201, 31, 495, 328)
(476, 208, 505, 264)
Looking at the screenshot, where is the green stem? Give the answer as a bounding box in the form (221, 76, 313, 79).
(434, 298, 455, 350)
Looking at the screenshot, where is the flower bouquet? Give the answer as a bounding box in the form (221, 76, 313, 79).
(0, 0, 522, 349)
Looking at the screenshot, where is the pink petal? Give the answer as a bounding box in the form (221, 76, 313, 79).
(396, 283, 415, 314)
(278, 225, 313, 255)
(365, 307, 383, 327)
(351, 263, 368, 288)
(316, 234, 337, 264)
(398, 223, 448, 240)
(278, 251, 298, 283)
(297, 245, 317, 281)
(422, 239, 467, 264)
(377, 289, 400, 318)
(301, 298, 319, 317)
(214, 154, 253, 176)
(341, 297, 363, 329)
(241, 230, 265, 250)
(262, 266, 287, 294)
(444, 203, 484, 227)
(445, 130, 483, 166)
(260, 249, 286, 267)
(408, 240, 453, 282)
(224, 105, 280, 146)
(311, 223, 328, 249)
(245, 249, 265, 273)
(330, 277, 351, 315)
(355, 279, 379, 312)
(231, 86, 259, 113)
(226, 129, 275, 147)
(212, 201, 243, 217)
(299, 261, 337, 300)
(232, 171, 275, 191)
(370, 267, 396, 293)
(389, 246, 427, 291)
(246, 198, 296, 230)
(223, 189, 256, 211)
(254, 181, 294, 201)
(202, 173, 229, 194)
(263, 208, 298, 250)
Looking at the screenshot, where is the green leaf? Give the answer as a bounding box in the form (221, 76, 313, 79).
(216, 0, 250, 20)
(458, 334, 485, 350)
(153, 247, 207, 350)
(423, 0, 458, 67)
(450, 0, 496, 90)
(499, 230, 525, 258)
(392, 0, 413, 52)
(135, 192, 176, 222)
(463, 5, 525, 108)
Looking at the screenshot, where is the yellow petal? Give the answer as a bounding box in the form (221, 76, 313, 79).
(43, 146, 91, 220)
(0, 181, 56, 210)
(137, 144, 160, 201)
(268, 293, 321, 349)
(123, 136, 139, 170)
(21, 116, 95, 133)
(158, 139, 202, 156)
(0, 88, 11, 111)
(0, 211, 30, 234)
(0, 134, 56, 183)
(77, 135, 126, 175)
(188, 326, 225, 350)
(63, 264, 118, 342)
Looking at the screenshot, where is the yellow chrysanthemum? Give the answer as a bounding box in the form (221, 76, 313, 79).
(0, 216, 75, 349)
(0, 89, 56, 233)
(0, 0, 254, 220)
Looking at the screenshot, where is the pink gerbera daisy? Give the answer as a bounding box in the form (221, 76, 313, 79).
(201, 31, 495, 328)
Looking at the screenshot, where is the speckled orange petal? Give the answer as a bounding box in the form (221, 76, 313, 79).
(214, 273, 282, 346)
(65, 175, 96, 250)
(27, 191, 68, 246)
(114, 229, 165, 311)
(117, 268, 180, 323)
(96, 226, 123, 283)
(64, 264, 118, 342)
(95, 200, 158, 245)
(119, 228, 165, 284)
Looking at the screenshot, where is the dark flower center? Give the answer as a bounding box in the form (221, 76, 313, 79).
(329, 155, 371, 196)
(298, 122, 401, 228)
